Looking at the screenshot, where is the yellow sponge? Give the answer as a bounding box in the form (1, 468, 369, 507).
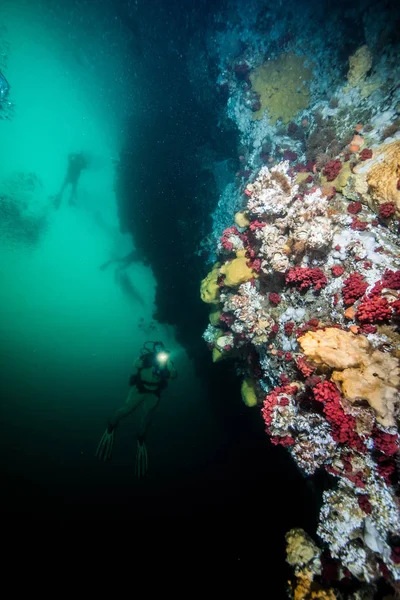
(209, 306, 222, 326)
(241, 377, 258, 407)
(220, 251, 257, 287)
(200, 264, 221, 304)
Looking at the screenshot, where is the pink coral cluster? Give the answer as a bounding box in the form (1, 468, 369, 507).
(203, 157, 400, 588)
(285, 267, 327, 291)
(284, 322, 295, 336)
(296, 356, 314, 377)
(347, 201, 362, 215)
(373, 428, 399, 456)
(382, 269, 400, 289)
(350, 217, 368, 231)
(359, 148, 373, 161)
(342, 273, 368, 306)
(219, 225, 243, 252)
(331, 265, 344, 277)
(249, 219, 266, 231)
(323, 159, 342, 181)
(356, 295, 392, 323)
(313, 381, 365, 451)
(379, 202, 396, 219)
(353, 269, 400, 324)
(269, 292, 281, 305)
(261, 384, 298, 445)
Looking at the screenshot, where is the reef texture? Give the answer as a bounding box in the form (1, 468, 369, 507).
(197, 3, 400, 596)
(201, 155, 400, 593)
(249, 53, 314, 124)
(344, 141, 400, 227)
(286, 528, 337, 600)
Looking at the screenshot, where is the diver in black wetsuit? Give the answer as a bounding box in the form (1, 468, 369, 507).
(99, 249, 147, 306)
(99, 249, 141, 272)
(53, 152, 88, 209)
(96, 341, 177, 478)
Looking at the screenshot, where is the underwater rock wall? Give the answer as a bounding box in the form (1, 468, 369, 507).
(199, 0, 400, 597)
(201, 150, 400, 599)
(197, 0, 400, 260)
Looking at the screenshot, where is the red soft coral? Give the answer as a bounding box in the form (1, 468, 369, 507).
(342, 273, 368, 306)
(249, 219, 266, 231)
(382, 269, 400, 290)
(351, 217, 368, 231)
(249, 258, 262, 272)
(220, 226, 242, 253)
(261, 384, 298, 428)
(373, 427, 399, 456)
(284, 322, 295, 336)
(269, 292, 281, 306)
(360, 323, 377, 334)
(286, 267, 327, 291)
(359, 148, 373, 161)
(356, 296, 392, 323)
(331, 265, 344, 277)
(323, 159, 342, 181)
(376, 455, 396, 484)
(391, 300, 400, 315)
(347, 202, 362, 215)
(270, 324, 279, 336)
(357, 494, 372, 514)
(262, 384, 297, 448)
(219, 312, 235, 326)
(270, 435, 295, 447)
(296, 356, 315, 378)
(379, 202, 396, 219)
(313, 380, 365, 451)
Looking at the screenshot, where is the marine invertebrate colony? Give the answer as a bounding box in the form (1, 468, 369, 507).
(196, 3, 400, 594)
(200, 157, 400, 593)
(249, 53, 314, 124)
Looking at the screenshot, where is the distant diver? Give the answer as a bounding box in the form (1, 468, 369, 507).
(96, 341, 177, 478)
(117, 270, 146, 307)
(100, 249, 146, 306)
(0, 70, 13, 120)
(52, 152, 88, 209)
(99, 249, 141, 272)
(0, 70, 9, 101)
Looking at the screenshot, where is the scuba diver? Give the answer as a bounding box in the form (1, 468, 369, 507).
(0, 70, 9, 101)
(96, 341, 177, 478)
(100, 249, 147, 307)
(99, 248, 142, 272)
(53, 152, 88, 209)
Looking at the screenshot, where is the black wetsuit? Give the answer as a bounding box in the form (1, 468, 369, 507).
(54, 153, 88, 208)
(130, 352, 172, 398)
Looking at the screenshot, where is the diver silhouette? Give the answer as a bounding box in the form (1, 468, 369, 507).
(96, 341, 177, 478)
(99, 249, 141, 272)
(100, 249, 146, 306)
(53, 152, 88, 209)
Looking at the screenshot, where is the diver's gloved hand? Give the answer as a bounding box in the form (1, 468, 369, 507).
(135, 434, 148, 479)
(96, 423, 116, 461)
